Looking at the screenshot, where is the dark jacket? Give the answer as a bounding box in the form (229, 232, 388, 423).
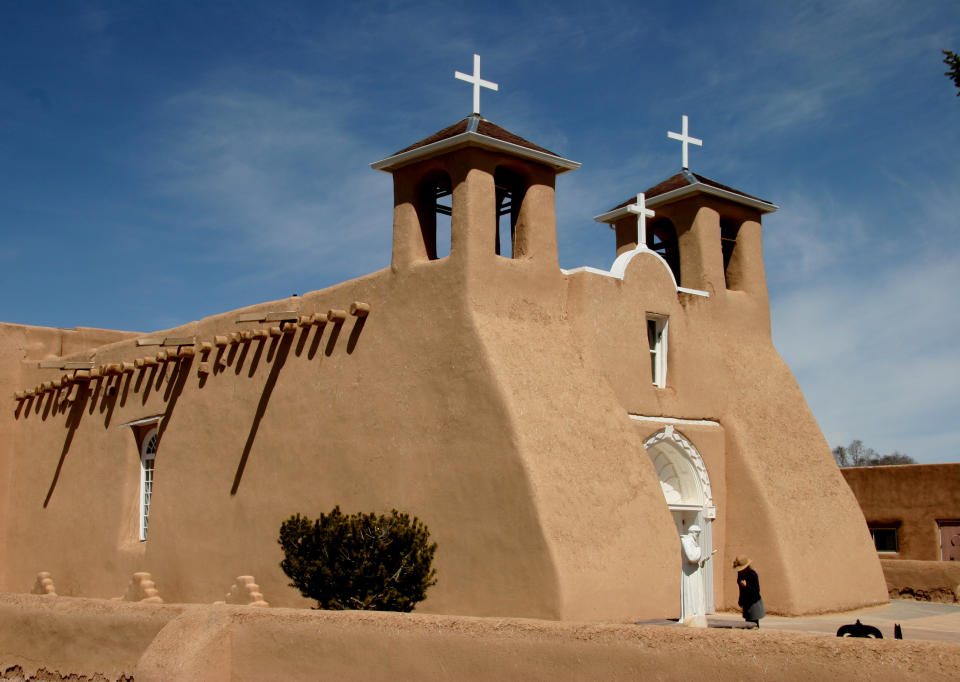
(737, 567, 761, 608)
(737, 566, 765, 621)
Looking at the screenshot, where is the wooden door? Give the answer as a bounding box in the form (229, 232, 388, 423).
(939, 521, 960, 561)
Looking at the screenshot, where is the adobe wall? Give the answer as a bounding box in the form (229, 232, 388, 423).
(1, 594, 959, 682)
(842, 464, 960, 560)
(1, 244, 679, 621)
(880, 559, 960, 603)
(1, 266, 553, 616)
(466, 265, 678, 620)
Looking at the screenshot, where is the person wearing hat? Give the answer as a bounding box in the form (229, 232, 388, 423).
(732, 555, 764, 627)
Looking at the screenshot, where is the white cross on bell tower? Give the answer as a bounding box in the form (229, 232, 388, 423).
(626, 193, 655, 246)
(667, 115, 703, 170)
(455, 54, 499, 115)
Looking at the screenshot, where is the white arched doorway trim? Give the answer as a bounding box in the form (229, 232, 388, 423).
(644, 424, 716, 617)
(644, 424, 714, 515)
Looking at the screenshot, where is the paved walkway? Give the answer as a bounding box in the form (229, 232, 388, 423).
(707, 600, 960, 643)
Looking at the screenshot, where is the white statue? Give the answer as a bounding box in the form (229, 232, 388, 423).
(680, 525, 707, 626)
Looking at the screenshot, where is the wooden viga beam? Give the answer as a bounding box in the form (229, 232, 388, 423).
(37, 361, 95, 370)
(137, 336, 197, 347)
(235, 311, 299, 324)
(163, 336, 197, 347)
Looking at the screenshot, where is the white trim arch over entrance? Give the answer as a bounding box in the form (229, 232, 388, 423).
(645, 425, 713, 509)
(644, 425, 716, 618)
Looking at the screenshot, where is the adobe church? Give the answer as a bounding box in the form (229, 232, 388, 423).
(0, 57, 888, 622)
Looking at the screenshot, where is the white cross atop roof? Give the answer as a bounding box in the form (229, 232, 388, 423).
(667, 115, 703, 170)
(455, 54, 499, 115)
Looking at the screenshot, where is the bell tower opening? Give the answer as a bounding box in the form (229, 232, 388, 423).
(418, 171, 453, 260)
(494, 166, 526, 259)
(647, 217, 681, 284)
(720, 217, 741, 289)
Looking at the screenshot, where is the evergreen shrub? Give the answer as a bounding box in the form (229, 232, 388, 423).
(278, 506, 437, 611)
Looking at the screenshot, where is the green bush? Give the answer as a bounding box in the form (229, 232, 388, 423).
(278, 506, 437, 612)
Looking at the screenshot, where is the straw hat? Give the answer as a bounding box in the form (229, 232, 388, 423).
(732, 555, 752, 571)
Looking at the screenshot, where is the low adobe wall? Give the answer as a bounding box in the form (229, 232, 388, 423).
(882, 560, 960, 603)
(1, 594, 960, 681)
(0, 593, 183, 680)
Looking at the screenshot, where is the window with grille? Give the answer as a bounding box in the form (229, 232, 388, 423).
(140, 429, 157, 541)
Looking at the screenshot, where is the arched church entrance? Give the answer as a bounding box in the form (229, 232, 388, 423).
(644, 425, 716, 620)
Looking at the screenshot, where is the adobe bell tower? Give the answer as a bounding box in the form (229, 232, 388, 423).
(594, 115, 778, 300)
(370, 55, 579, 279)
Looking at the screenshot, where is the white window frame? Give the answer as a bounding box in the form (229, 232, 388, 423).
(647, 315, 668, 388)
(139, 427, 158, 541)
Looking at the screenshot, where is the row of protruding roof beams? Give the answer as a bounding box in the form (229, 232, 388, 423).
(13, 302, 371, 401)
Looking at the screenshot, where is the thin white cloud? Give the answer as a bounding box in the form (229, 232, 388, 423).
(148, 72, 394, 291)
(773, 250, 960, 463)
(685, 0, 957, 146)
(763, 189, 872, 286)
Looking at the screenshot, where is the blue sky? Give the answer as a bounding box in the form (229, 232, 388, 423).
(1, 1, 957, 462)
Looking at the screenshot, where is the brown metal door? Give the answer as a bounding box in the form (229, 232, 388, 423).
(939, 522, 960, 561)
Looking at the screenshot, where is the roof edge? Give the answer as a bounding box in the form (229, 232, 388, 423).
(371, 130, 580, 174)
(593, 205, 634, 224)
(645, 182, 778, 214)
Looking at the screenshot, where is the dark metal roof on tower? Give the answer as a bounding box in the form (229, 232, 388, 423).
(595, 170, 777, 224)
(371, 114, 580, 174)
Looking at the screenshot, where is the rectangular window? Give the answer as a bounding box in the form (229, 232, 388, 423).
(869, 527, 898, 553)
(647, 315, 668, 388)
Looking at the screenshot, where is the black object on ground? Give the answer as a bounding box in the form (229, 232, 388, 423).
(836, 619, 883, 638)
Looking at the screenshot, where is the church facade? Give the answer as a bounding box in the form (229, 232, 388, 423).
(0, 111, 888, 621)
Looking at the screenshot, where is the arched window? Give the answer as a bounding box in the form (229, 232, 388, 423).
(139, 428, 158, 541)
(494, 166, 527, 258)
(417, 171, 453, 260)
(646, 218, 681, 284)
